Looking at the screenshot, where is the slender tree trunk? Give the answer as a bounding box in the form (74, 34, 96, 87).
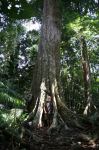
(80, 36, 92, 115)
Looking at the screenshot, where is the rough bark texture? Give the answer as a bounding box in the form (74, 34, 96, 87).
(31, 0, 61, 128)
(27, 0, 80, 129)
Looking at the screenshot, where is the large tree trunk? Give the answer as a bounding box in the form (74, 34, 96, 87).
(26, 0, 80, 129)
(32, 0, 61, 128)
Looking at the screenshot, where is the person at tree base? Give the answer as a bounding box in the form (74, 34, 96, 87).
(42, 95, 53, 127)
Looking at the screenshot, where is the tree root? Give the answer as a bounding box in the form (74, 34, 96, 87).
(56, 98, 84, 129)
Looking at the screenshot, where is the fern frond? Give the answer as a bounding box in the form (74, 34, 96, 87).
(0, 81, 25, 108)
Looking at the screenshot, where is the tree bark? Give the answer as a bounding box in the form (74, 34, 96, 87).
(30, 0, 61, 128)
(26, 0, 80, 129)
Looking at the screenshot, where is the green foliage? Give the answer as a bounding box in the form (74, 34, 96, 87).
(0, 81, 25, 108)
(0, 81, 27, 140)
(61, 10, 99, 113)
(0, 82, 27, 144)
(0, 0, 98, 125)
(0, 108, 27, 140)
(0, 19, 39, 98)
(0, 0, 43, 19)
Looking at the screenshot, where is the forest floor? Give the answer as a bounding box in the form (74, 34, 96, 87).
(0, 124, 99, 150)
(22, 126, 99, 150)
